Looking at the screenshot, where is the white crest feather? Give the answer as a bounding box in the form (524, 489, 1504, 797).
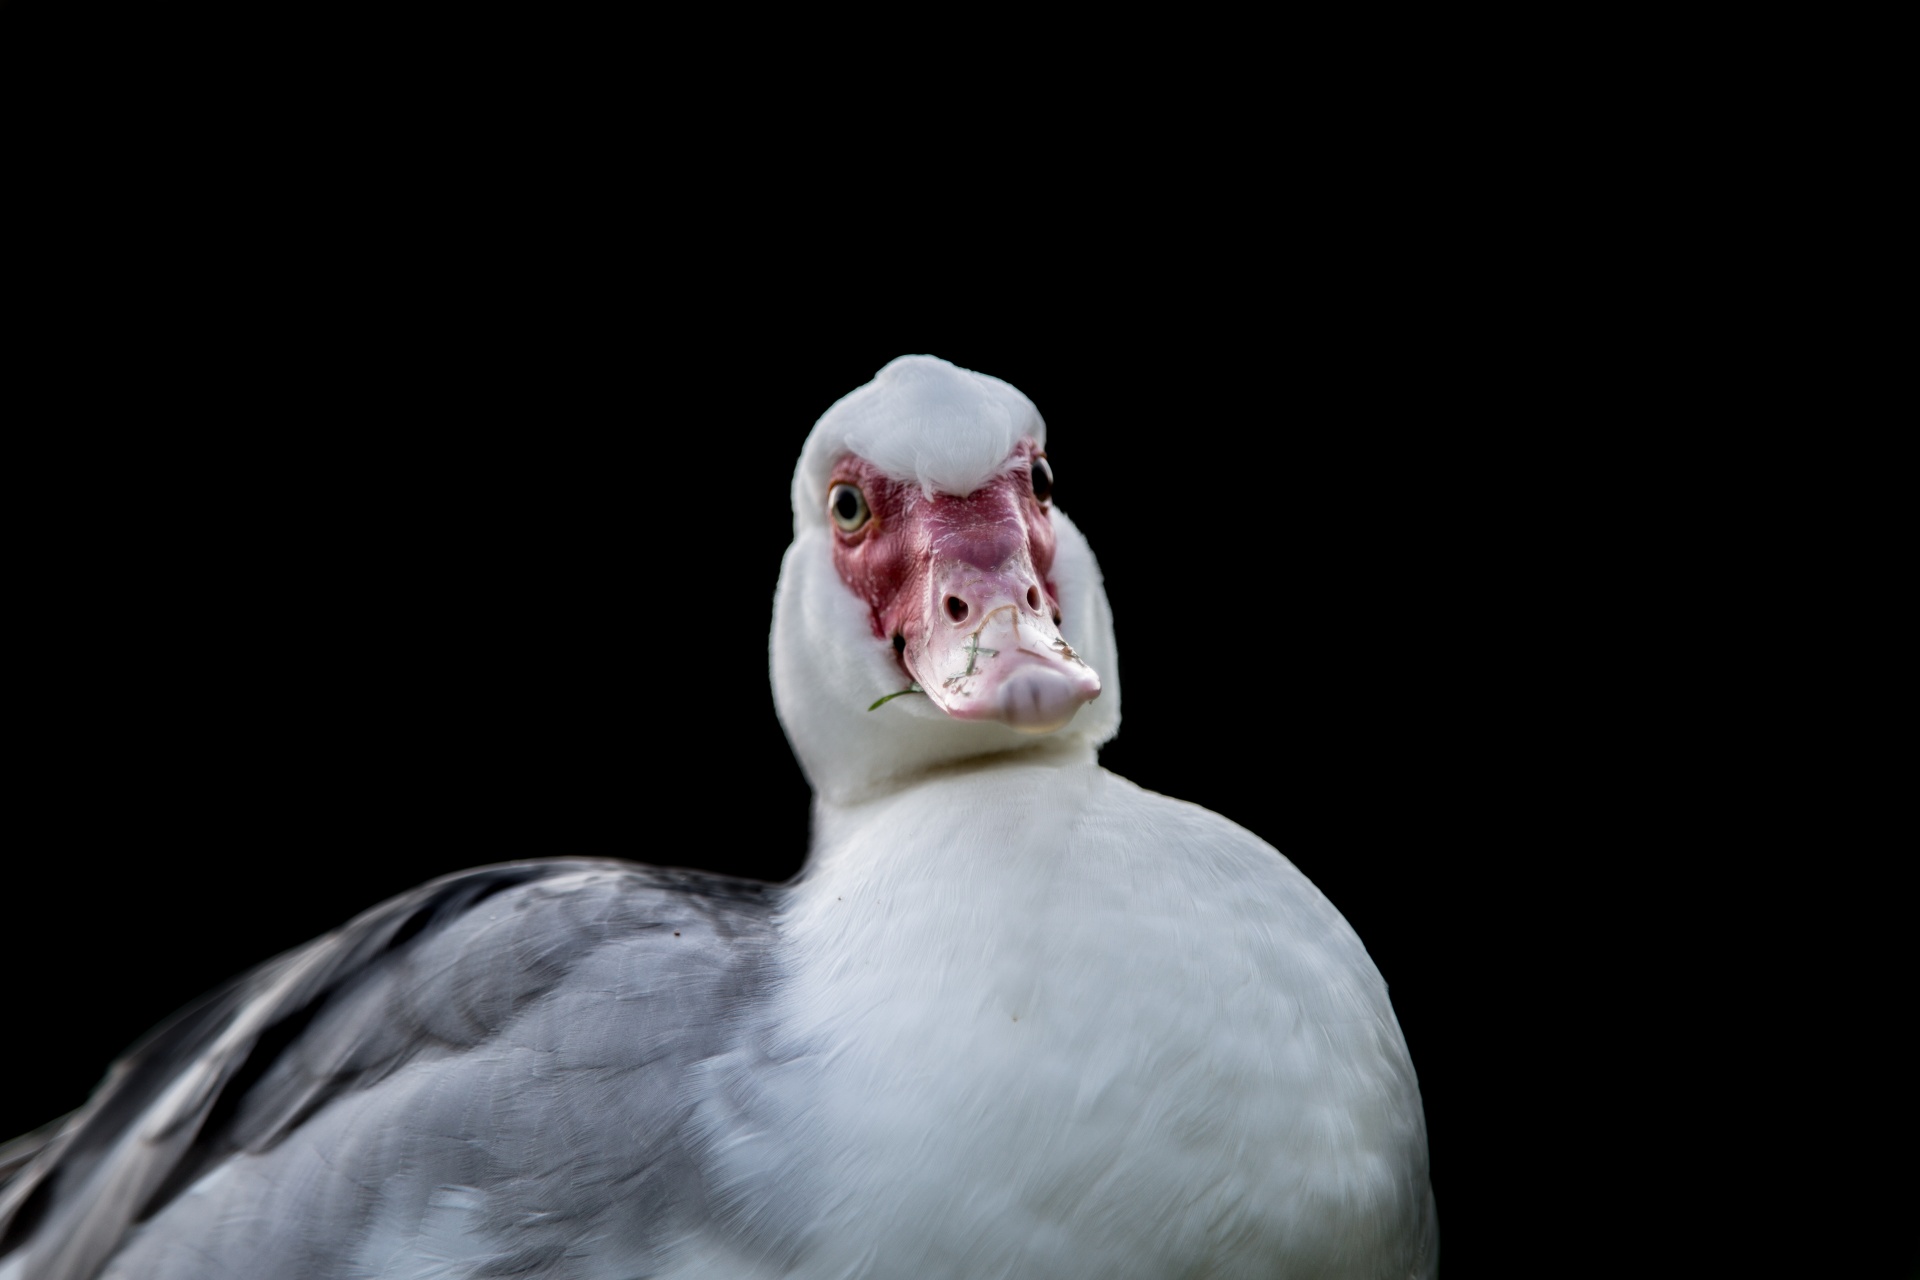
(792, 355, 1045, 522)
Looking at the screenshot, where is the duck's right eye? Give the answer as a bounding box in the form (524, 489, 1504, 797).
(829, 483, 871, 532)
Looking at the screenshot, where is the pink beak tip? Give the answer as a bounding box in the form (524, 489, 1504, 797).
(992, 664, 1101, 735)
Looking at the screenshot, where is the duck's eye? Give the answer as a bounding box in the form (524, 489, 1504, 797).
(1030, 455, 1053, 504)
(828, 482, 871, 532)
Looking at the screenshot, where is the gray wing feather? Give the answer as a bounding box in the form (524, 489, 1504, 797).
(0, 859, 779, 1280)
(0, 1118, 66, 1189)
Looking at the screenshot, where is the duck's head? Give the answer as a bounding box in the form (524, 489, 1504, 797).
(773, 356, 1122, 803)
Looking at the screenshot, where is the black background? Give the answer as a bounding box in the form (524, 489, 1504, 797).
(16, 15, 1890, 1268)
(13, 310, 1550, 1259)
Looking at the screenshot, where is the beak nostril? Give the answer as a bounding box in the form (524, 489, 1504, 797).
(946, 597, 969, 622)
(1026, 585, 1041, 611)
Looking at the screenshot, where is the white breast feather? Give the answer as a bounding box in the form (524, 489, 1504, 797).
(671, 764, 1432, 1280)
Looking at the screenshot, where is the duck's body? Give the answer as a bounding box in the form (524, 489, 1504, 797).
(1, 356, 1435, 1279)
(675, 757, 1433, 1280)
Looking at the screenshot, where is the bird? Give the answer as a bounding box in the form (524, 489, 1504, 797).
(0, 355, 1436, 1279)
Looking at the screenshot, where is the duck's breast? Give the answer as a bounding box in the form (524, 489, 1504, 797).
(687, 763, 1435, 1280)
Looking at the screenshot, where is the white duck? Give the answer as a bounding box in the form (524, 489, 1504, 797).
(0, 355, 1435, 1279)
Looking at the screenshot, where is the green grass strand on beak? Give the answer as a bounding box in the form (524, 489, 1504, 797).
(867, 683, 923, 711)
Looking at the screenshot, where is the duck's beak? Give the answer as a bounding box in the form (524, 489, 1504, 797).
(904, 553, 1102, 735)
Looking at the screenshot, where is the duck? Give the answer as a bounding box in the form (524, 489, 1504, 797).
(0, 355, 1436, 1280)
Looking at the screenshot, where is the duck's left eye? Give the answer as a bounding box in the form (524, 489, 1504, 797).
(829, 483, 871, 532)
(1031, 455, 1053, 504)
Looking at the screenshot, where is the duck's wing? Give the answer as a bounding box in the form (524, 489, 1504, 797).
(0, 859, 780, 1280)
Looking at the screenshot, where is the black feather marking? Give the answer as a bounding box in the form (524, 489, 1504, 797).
(383, 867, 535, 954)
(0, 1164, 55, 1256)
(132, 993, 330, 1224)
(384, 901, 440, 953)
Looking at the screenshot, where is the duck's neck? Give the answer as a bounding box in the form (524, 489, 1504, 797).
(804, 739, 1100, 864)
(819, 736, 1098, 806)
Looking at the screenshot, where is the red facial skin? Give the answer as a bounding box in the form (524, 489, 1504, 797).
(828, 441, 1059, 684)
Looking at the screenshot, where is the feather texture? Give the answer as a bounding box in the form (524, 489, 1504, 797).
(1, 863, 778, 1279)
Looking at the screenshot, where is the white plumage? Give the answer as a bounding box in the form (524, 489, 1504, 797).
(0, 355, 1435, 1279)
